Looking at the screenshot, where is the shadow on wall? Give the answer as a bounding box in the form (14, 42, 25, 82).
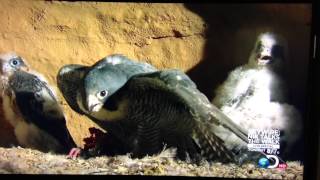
(184, 3, 312, 161)
(184, 3, 312, 115)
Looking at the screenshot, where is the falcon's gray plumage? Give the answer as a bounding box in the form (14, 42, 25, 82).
(57, 54, 157, 116)
(57, 54, 263, 163)
(0, 53, 76, 153)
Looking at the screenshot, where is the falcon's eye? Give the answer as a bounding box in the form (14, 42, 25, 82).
(100, 91, 106, 97)
(97, 90, 108, 99)
(10, 59, 19, 66)
(255, 41, 263, 52)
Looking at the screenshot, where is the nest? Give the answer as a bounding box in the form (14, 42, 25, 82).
(0, 146, 303, 179)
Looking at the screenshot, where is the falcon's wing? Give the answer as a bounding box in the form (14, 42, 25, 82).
(127, 69, 249, 142)
(121, 69, 257, 162)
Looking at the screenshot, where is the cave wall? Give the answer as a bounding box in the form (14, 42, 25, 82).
(0, 0, 206, 147)
(0, 1, 312, 148)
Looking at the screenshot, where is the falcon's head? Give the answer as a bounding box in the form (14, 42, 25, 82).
(81, 64, 128, 113)
(248, 32, 287, 71)
(0, 52, 30, 92)
(0, 52, 29, 76)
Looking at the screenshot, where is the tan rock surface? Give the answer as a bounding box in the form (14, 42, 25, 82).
(0, 0, 206, 147)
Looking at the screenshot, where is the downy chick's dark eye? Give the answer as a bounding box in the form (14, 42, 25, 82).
(255, 41, 263, 53)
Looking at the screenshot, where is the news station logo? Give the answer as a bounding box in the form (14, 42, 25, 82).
(247, 129, 287, 170)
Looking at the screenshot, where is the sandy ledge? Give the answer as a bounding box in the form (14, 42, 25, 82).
(0, 147, 303, 179)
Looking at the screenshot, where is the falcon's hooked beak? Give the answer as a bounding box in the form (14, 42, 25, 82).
(86, 95, 104, 112)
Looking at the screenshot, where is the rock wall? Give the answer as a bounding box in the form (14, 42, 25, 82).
(0, 1, 312, 149)
(0, 0, 206, 147)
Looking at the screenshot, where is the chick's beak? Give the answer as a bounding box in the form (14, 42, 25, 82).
(256, 47, 273, 65)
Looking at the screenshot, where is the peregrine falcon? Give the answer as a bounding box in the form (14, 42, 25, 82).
(0, 53, 76, 153)
(0, 52, 28, 147)
(212, 32, 302, 159)
(57, 54, 263, 163)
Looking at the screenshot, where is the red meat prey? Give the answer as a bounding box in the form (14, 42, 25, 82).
(67, 127, 106, 158)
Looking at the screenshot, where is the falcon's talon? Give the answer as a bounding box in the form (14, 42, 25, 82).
(67, 148, 82, 159)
